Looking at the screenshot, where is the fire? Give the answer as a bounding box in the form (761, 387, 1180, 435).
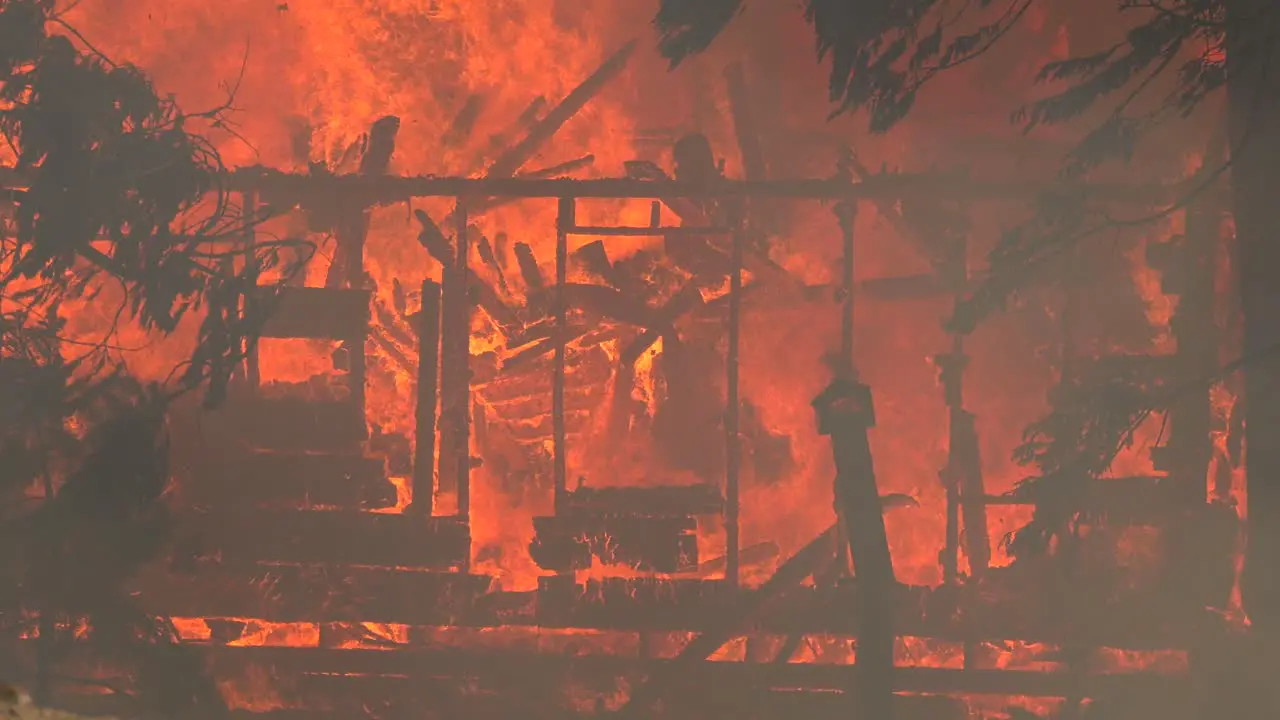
(20, 1, 1241, 717)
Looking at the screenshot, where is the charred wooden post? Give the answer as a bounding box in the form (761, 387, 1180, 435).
(455, 199, 472, 526)
(411, 279, 442, 516)
(437, 223, 462, 502)
(554, 197, 573, 515)
(936, 337, 991, 582)
(724, 63, 767, 183)
(834, 180, 857, 578)
(726, 209, 744, 588)
(811, 377, 896, 720)
(241, 190, 261, 389)
(326, 116, 400, 289)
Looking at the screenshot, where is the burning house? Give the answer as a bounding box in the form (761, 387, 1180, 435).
(0, 0, 1253, 718)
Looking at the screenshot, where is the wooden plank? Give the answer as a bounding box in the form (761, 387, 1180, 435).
(411, 279, 442, 515)
(170, 511, 469, 570)
(218, 396, 367, 452)
(127, 565, 492, 625)
(187, 450, 395, 510)
(158, 645, 1197, 699)
(527, 577, 1206, 649)
(530, 515, 698, 574)
(232, 166, 1195, 204)
(39, 675, 968, 720)
(259, 287, 370, 340)
(564, 484, 724, 516)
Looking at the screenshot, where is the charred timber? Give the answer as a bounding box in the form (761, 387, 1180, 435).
(411, 279, 442, 515)
(413, 210, 520, 331)
(169, 511, 469, 570)
(125, 571, 1215, 648)
(484, 41, 637, 179)
(812, 377, 896, 720)
(186, 450, 395, 510)
(570, 239, 616, 286)
(228, 169, 1194, 204)
(523, 577, 1213, 648)
(34, 644, 1193, 717)
(529, 515, 698, 574)
(203, 647, 1191, 699)
(618, 524, 841, 714)
(476, 348, 613, 402)
(620, 282, 705, 365)
(128, 565, 492, 626)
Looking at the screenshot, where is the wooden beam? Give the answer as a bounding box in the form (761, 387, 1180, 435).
(232, 168, 1194, 204)
(410, 279, 442, 515)
(485, 41, 638, 179)
(128, 565, 492, 625)
(94, 644, 1193, 700)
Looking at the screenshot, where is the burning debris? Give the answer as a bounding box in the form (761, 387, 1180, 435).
(0, 1, 1259, 718)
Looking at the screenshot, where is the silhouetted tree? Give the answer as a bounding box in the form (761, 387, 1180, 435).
(0, 0, 310, 714)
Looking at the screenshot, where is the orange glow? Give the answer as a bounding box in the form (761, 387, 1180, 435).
(23, 2, 1237, 716)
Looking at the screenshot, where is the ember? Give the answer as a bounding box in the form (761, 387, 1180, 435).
(1, 0, 1263, 718)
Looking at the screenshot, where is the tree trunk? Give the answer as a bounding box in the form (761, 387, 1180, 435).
(1227, 0, 1280, 635)
(1225, 3, 1280, 718)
